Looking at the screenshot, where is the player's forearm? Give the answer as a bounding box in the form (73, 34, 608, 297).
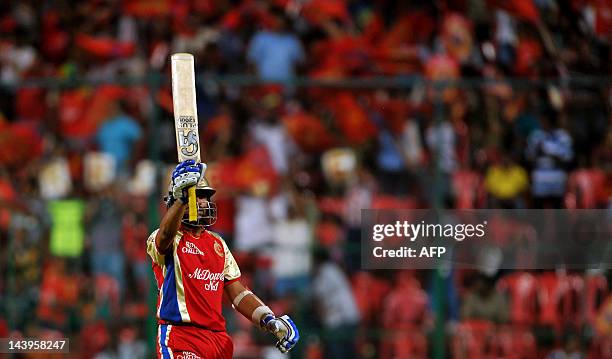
(225, 281, 299, 353)
(225, 281, 273, 326)
(235, 292, 272, 324)
(156, 200, 186, 252)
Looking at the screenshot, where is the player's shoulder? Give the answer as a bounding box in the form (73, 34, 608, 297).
(207, 230, 234, 251)
(147, 228, 184, 241)
(206, 230, 226, 243)
(148, 228, 160, 241)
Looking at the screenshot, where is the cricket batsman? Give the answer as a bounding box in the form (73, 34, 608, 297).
(147, 159, 299, 358)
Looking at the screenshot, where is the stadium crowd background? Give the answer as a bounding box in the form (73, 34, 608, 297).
(0, 0, 610, 358)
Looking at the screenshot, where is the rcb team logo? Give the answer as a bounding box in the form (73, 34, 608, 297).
(214, 241, 224, 257)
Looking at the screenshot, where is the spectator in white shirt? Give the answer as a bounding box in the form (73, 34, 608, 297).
(311, 248, 360, 359)
(526, 108, 573, 208)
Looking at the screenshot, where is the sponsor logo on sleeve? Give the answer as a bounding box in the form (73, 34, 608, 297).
(214, 241, 224, 258)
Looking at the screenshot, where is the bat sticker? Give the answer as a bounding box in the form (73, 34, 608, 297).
(179, 130, 199, 156)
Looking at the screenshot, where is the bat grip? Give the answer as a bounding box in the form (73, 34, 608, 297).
(188, 186, 197, 221)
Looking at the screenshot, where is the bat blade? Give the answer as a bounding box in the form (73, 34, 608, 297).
(171, 53, 200, 221)
(171, 53, 201, 162)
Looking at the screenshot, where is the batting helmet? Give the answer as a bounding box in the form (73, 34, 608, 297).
(165, 174, 217, 228)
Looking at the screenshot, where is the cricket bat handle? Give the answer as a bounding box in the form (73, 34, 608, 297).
(188, 185, 197, 221)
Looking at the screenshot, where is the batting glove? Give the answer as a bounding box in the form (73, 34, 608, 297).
(262, 314, 300, 353)
(171, 160, 205, 203)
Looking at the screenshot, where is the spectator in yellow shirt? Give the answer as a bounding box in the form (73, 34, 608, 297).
(485, 154, 529, 208)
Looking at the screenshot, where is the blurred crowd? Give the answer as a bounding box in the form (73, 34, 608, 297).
(0, 0, 611, 358)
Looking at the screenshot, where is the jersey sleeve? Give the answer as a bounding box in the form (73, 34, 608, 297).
(221, 239, 241, 283)
(146, 229, 165, 265)
(209, 231, 241, 283)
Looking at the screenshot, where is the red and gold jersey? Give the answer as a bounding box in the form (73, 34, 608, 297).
(147, 229, 241, 332)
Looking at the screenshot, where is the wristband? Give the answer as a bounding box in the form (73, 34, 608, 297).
(252, 305, 274, 326)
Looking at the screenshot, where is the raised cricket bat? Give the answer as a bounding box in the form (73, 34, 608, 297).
(171, 53, 200, 221)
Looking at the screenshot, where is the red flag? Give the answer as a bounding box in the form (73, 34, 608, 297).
(233, 146, 279, 193)
(75, 34, 135, 59)
(326, 93, 377, 145)
(282, 111, 335, 153)
(123, 0, 170, 18)
(491, 0, 539, 23)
